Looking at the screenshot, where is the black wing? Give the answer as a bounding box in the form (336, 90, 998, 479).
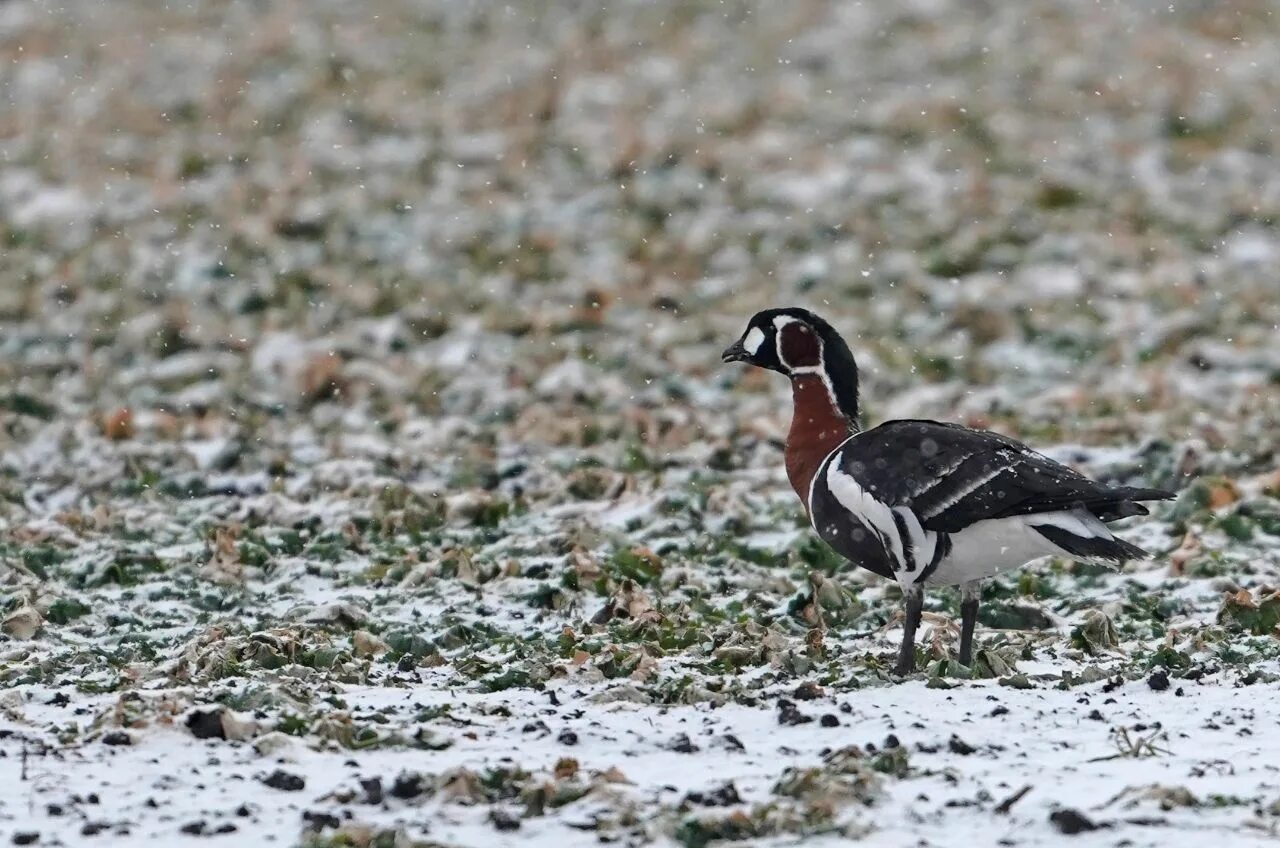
(830, 420, 1173, 534)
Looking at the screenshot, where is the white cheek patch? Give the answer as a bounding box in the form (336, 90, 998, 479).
(743, 327, 765, 355)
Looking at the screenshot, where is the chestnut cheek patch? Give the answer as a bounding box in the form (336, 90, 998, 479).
(779, 322, 822, 368)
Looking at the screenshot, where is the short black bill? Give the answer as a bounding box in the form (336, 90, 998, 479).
(721, 340, 748, 363)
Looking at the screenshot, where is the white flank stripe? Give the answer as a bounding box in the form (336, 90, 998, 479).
(907, 451, 974, 499)
(807, 434, 858, 522)
(893, 506, 938, 571)
(921, 465, 1007, 520)
(1029, 510, 1109, 539)
(825, 461, 905, 569)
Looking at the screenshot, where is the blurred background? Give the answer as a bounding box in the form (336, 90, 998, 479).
(3, 0, 1279, 482)
(3, 3, 1280, 843)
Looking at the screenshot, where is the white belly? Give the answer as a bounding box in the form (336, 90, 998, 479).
(923, 510, 1103, 586)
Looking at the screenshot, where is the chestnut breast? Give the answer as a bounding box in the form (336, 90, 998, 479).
(784, 375, 853, 509)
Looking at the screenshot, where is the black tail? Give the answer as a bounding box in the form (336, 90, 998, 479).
(1087, 487, 1175, 522)
(1032, 523, 1150, 562)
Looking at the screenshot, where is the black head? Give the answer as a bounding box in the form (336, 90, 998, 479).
(722, 307, 861, 425)
(721, 307, 845, 373)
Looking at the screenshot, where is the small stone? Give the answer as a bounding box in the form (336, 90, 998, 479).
(717, 734, 745, 752)
(302, 811, 340, 831)
(489, 809, 521, 832)
(683, 782, 742, 807)
(777, 699, 813, 726)
(186, 709, 226, 740)
(12, 833, 39, 846)
(999, 673, 1035, 690)
(179, 822, 206, 836)
(820, 714, 840, 727)
(390, 773, 423, 799)
(948, 734, 976, 755)
(792, 681, 824, 700)
(1049, 808, 1101, 834)
(101, 731, 131, 746)
(261, 770, 305, 792)
(1148, 670, 1170, 691)
(359, 777, 383, 805)
(557, 729, 579, 746)
(667, 733, 699, 753)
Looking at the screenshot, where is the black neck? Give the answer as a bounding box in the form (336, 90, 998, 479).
(818, 343, 861, 431)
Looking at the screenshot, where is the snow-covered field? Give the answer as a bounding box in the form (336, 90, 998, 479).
(3, 1, 1280, 846)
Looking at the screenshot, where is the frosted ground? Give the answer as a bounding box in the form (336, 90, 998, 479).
(3, 0, 1280, 845)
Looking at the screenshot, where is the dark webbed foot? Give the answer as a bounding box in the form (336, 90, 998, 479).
(893, 587, 924, 676)
(958, 580, 981, 667)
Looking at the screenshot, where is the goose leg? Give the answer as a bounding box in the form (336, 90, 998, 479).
(893, 586, 923, 676)
(808, 571, 827, 635)
(959, 580, 981, 667)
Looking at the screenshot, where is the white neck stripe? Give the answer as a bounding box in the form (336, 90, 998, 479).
(774, 318, 841, 415)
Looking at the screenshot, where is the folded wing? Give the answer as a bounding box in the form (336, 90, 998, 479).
(808, 419, 1173, 582)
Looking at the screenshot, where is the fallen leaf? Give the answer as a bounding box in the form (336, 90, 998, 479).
(102, 408, 135, 440)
